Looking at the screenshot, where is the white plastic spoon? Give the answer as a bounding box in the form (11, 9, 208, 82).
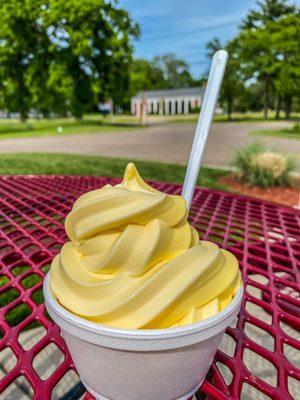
(182, 50, 228, 210)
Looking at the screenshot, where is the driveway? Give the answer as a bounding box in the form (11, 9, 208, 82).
(0, 121, 298, 169)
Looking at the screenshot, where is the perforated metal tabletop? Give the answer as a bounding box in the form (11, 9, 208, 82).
(0, 175, 299, 400)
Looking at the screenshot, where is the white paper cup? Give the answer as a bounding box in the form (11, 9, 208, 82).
(43, 275, 243, 400)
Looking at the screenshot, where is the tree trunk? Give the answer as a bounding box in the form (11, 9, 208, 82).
(284, 95, 292, 119)
(227, 96, 233, 121)
(275, 95, 281, 119)
(263, 76, 269, 119)
(18, 80, 28, 122)
(16, 61, 28, 122)
(20, 112, 28, 122)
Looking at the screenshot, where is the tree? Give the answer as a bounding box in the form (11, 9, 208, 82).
(239, 0, 296, 118)
(238, 26, 275, 119)
(129, 54, 196, 100)
(0, 0, 139, 120)
(129, 58, 166, 96)
(0, 0, 50, 120)
(152, 54, 195, 89)
(239, 82, 264, 112)
(271, 13, 300, 118)
(44, 0, 139, 118)
(206, 38, 245, 120)
(241, 0, 295, 28)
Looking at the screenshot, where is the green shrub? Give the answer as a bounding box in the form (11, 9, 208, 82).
(234, 143, 293, 187)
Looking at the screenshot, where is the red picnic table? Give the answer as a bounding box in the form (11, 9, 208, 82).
(0, 175, 299, 400)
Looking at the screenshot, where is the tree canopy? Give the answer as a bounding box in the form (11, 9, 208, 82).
(206, 38, 245, 120)
(241, 0, 295, 28)
(129, 54, 197, 100)
(0, 0, 139, 119)
(207, 0, 300, 119)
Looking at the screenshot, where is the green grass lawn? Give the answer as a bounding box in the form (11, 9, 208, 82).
(0, 153, 228, 190)
(251, 126, 300, 140)
(0, 115, 140, 140)
(214, 111, 300, 123)
(163, 111, 300, 124)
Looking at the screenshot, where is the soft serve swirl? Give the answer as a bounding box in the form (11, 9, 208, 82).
(50, 163, 241, 329)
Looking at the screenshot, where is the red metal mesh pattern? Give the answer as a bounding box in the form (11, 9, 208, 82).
(0, 175, 299, 400)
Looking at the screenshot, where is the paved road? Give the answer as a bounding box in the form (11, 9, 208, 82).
(0, 121, 298, 169)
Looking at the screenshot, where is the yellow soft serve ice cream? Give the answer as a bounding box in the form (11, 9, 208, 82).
(50, 163, 241, 329)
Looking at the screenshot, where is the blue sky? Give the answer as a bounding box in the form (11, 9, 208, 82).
(120, 0, 298, 77)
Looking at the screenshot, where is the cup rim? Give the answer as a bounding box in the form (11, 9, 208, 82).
(44, 274, 243, 340)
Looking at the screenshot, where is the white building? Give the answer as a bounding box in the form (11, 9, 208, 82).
(131, 87, 205, 116)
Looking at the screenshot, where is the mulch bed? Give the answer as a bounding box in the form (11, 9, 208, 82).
(219, 174, 300, 208)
